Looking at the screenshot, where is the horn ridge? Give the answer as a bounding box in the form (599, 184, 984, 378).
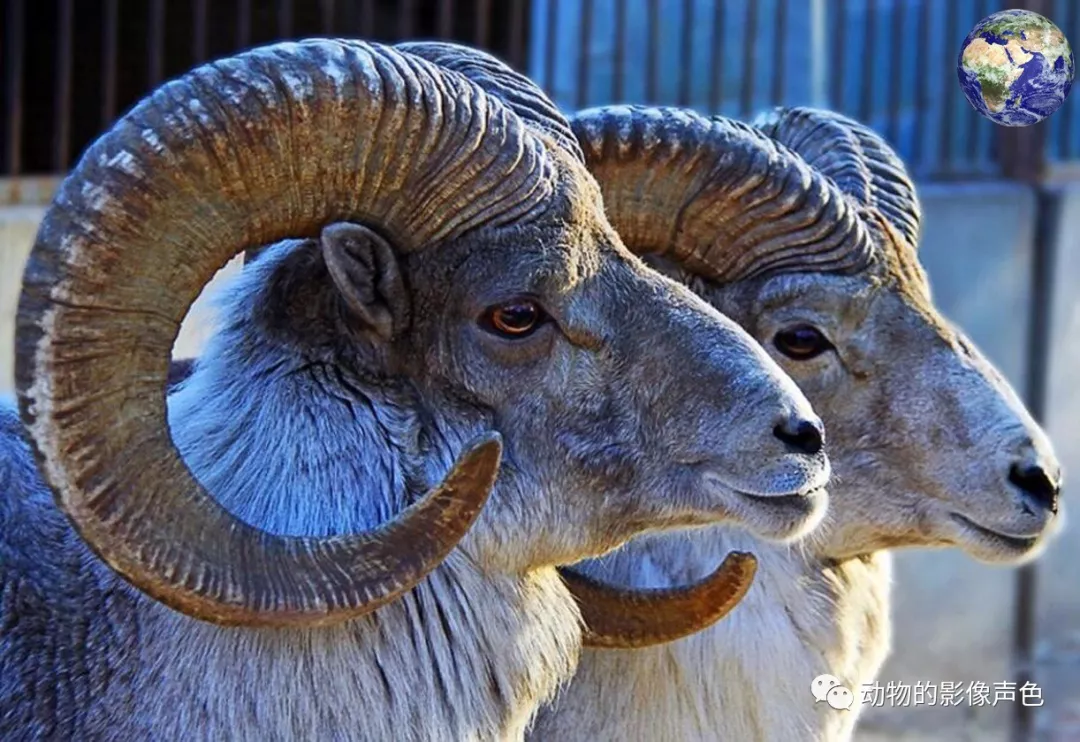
(753, 106, 921, 248)
(570, 105, 875, 285)
(395, 41, 584, 164)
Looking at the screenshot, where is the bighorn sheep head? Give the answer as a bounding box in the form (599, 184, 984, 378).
(15, 42, 828, 639)
(573, 104, 1062, 566)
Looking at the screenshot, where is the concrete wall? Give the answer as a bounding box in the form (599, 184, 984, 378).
(0, 181, 1078, 740)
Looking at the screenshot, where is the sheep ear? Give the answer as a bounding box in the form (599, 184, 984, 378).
(321, 222, 410, 342)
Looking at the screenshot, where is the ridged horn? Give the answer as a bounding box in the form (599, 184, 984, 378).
(753, 106, 921, 249)
(563, 552, 758, 649)
(15, 39, 560, 627)
(571, 105, 875, 283)
(395, 41, 584, 162)
(243, 41, 583, 268)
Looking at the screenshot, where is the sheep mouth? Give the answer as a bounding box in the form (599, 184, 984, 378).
(950, 513, 1041, 552)
(736, 490, 819, 512)
(735, 486, 828, 525)
(698, 471, 828, 540)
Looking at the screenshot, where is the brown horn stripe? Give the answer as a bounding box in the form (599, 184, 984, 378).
(571, 105, 875, 285)
(395, 41, 585, 164)
(15, 39, 554, 627)
(244, 40, 579, 270)
(560, 552, 758, 649)
(753, 106, 921, 249)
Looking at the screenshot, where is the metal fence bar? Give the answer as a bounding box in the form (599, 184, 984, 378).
(912, 0, 930, 170)
(708, 0, 724, 113)
(576, 0, 593, 109)
(679, 0, 694, 107)
(1012, 185, 1058, 742)
(613, 0, 626, 101)
(830, 0, 846, 111)
(886, 0, 903, 146)
(941, 0, 958, 172)
(508, 0, 526, 70)
(193, 0, 209, 63)
(320, 0, 336, 35)
(4, 0, 25, 176)
(475, 0, 491, 47)
(646, 0, 659, 102)
(739, 0, 758, 117)
(438, 0, 454, 40)
(53, 0, 75, 172)
(859, 0, 876, 124)
(359, 0, 375, 37)
(543, 0, 558, 95)
(237, 0, 252, 48)
(101, 0, 119, 127)
(1060, 0, 1077, 159)
(770, 0, 787, 106)
(278, 0, 294, 38)
(149, 0, 166, 87)
(397, 0, 414, 39)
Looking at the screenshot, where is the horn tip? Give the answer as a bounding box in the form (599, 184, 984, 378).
(466, 430, 503, 457)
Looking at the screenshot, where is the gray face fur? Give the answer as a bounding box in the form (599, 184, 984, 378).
(570, 102, 1062, 566)
(246, 172, 829, 578)
(694, 265, 1062, 563)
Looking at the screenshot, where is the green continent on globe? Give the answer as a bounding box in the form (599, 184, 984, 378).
(957, 9, 1075, 127)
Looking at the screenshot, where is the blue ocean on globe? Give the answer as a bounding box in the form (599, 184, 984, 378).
(957, 9, 1075, 127)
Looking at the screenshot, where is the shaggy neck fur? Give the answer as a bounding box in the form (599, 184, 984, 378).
(528, 529, 891, 742)
(0, 270, 581, 741)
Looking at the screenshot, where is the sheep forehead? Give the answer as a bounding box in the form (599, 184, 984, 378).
(494, 163, 615, 286)
(753, 272, 960, 379)
(445, 229, 604, 318)
(755, 272, 880, 323)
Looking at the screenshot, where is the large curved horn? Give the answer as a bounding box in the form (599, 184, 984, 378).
(571, 105, 875, 283)
(244, 41, 582, 267)
(565, 552, 758, 649)
(15, 39, 560, 627)
(395, 41, 584, 163)
(753, 106, 921, 249)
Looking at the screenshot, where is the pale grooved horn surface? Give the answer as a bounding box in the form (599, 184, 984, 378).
(571, 105, 876, 284)
(753, 106, 922, 250)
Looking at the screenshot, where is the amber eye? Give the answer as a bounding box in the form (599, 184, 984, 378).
(480, 300, 546, 339)
(773, 324, 833, 360)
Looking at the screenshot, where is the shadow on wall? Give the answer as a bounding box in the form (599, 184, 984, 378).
(0, 182, 1078, 741)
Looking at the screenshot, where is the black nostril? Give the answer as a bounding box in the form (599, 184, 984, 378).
(773, 419, 824, 456)
(1009, 463, 1060, 514)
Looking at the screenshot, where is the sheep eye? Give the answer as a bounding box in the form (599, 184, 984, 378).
(480, 300, 546, 338)
(773, 324, 833, 360)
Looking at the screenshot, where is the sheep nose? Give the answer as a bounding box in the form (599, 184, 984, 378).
(1009, 462, 1060, 515)
(772, 416, 825, 456)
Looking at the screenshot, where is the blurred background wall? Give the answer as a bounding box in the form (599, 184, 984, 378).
(1, 1, 1077, 739)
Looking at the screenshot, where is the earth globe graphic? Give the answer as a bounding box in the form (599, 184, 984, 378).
(957, 9, 1075, 126)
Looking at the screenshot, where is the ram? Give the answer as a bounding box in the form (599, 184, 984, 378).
(528, 106, 1063, 742)
(0, 43, 833, 741)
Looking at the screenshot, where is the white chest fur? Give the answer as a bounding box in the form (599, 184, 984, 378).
(529, 529, 893, 742)
(118, 562, 582, 742)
